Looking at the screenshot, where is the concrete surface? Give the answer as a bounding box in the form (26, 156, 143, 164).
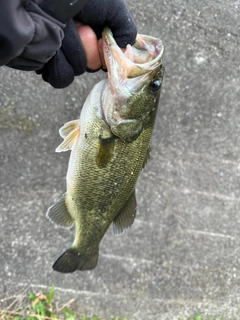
(0, 0, 240, 319)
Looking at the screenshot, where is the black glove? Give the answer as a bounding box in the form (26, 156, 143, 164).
(76, 0, 137, 48)
(37, 0, 137, 88)
(36, 19, 87, 88)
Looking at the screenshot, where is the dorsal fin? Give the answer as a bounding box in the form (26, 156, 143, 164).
(113, 190, 137, 235)
(55, 120, 80, 153)
(142, 145, 151, 169)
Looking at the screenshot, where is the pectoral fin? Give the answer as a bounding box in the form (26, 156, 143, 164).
(56, 120, 80, 152)
(96, 134, 115, 168)
(113, 190, 137, 235)
(46, 193, 74, 228)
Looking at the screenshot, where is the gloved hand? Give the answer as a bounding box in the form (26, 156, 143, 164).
(36, 19, 87, 88)
(37, 0, 137, 88)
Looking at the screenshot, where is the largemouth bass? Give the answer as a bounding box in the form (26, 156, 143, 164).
(47, 27, 164, 273)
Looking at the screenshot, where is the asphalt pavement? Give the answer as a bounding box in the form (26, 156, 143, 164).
(1, 0, 240, 319)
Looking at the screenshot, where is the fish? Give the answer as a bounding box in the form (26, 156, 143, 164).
(46, 27, 164, 273)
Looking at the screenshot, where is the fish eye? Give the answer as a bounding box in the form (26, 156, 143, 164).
(149, 79, 162, 92)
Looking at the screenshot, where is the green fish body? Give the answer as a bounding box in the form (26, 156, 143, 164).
(47, 28, 164, 273)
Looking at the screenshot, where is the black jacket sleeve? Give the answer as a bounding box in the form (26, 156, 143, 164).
(0, 0, 65, 70)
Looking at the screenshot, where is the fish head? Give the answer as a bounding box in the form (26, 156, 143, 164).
(102, 27, 164, 142)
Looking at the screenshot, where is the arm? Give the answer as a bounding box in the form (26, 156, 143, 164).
(0, 0, 65, 70)
(1, 0, 137, 88)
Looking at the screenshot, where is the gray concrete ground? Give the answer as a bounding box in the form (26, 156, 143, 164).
(0, 0, 240, 319)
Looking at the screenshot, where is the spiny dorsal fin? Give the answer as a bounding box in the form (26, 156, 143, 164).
(142, 145, 151, 169)
(113, 190, 137, 236)
(46, 193, 74, 228)
(56, 120, 80, 153)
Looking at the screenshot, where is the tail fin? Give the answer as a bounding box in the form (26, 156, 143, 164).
(52, 247, 99, 273)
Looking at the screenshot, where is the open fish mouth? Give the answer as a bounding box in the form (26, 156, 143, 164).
(101, 27, 164, 143)
(102, 27, 164, 80)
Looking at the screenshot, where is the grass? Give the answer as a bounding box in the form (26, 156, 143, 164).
(183, 316, 224, 320)
(0, 286, 228, 320)
(184, 316, 226, 320)
(0, 285, 127, 320)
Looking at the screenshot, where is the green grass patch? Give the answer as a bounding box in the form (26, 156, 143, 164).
(184, 315, 226, 320)
(0, 285, 127, 320)
(0, 286, 228, 320)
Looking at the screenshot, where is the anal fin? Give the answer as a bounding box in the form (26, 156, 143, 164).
(46, 193, 74, 228)
(113, 190, 137, 235)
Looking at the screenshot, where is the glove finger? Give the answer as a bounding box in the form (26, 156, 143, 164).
(75, 0, 137, 47)
(36, 65, 49, 82)
(46, 49, 75, 88)
(104, 0, 137, 47)
(61, 20, 87, 76)
(86, 67, 101, 73)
